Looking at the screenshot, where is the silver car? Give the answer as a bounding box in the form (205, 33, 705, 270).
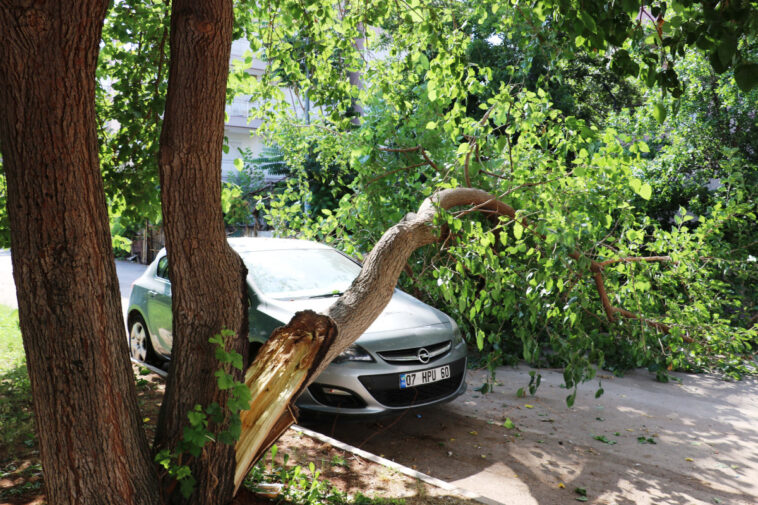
(127, 237, 467, 415)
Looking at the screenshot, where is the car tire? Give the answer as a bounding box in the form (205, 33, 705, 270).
(249, 341, 263, 361)
(129, 314, 158, 365)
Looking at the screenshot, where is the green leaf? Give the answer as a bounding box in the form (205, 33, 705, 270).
(504, 418, 515, 429)
(418, 53, 429, 70)
(425, 121, 437, 130)
(593, 435, 617, 445)
(475, 382, 490, 394)
(214, 370, 236, 390)
(639, 183, 652, 200)
(717, 36, 737, 68)
(179, 475, 196, 498)
(652, 102, 666, 124)
(734, 63, 758, 92)
(579, 11, 597, 34)
(566, 392, 576, 407)
(427, 84, 437, 102)
(629, 177, 642, 194)
(513, 222, 524, 240)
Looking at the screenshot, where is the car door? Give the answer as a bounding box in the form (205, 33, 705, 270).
(146, 255, 174, 356)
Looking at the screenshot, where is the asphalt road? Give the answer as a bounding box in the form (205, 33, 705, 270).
(2, 252, 757, 504)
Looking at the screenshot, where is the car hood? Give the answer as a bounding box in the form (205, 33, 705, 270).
(257, 289, 450, 338)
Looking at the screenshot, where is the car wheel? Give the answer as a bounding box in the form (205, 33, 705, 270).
(249, 341, 263, 360)
(129, 315, 157, 364)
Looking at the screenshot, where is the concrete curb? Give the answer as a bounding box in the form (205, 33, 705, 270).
(131, 358, 503, 505)
(131, 358, 168, 377)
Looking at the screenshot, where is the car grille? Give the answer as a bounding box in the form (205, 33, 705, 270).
(376, 340, 452, 365)
(358, 357, 466, 408)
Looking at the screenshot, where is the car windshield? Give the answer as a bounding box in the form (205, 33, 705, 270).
(241, 248, 361, 299)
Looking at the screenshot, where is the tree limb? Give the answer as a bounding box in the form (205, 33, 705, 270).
(234, 187, 686, 491)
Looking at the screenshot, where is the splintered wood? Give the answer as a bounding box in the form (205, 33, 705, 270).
(234, 310, 336, 492)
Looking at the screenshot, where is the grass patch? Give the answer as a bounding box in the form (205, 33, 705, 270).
(0, 305, 36, 461)
(0, 305, 24, 371)
(246, 445, 406, 505)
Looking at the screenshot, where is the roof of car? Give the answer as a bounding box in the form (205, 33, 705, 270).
(226, 237, 332, 253)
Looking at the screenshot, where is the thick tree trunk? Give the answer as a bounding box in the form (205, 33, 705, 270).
(0, 3, 161, 505)
(155, 0, 247, 504)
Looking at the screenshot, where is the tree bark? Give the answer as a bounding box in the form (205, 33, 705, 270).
(0, 2, 161, 505)
(154, 0, 247, 504)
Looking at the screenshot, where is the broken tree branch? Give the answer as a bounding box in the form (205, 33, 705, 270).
(234, 187, 688, 493)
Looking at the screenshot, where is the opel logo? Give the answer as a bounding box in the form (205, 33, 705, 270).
(417, 347, 431, 364)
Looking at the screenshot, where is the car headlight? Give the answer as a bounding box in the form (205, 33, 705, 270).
(333, 344, 374, 363)
(451, 320, 464, 347)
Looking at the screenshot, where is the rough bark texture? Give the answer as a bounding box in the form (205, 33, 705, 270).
(321, 188, 507, 375)
(154, 0, 247, 504)
(0, 3, 161, 505)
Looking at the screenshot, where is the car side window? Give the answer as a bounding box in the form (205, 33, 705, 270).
(156, 257, 169, 281)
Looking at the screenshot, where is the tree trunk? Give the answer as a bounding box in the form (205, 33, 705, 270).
(154, 0, 247, 504)
(0, 3, 161, 505)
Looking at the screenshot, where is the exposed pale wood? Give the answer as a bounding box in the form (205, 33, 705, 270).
(234, 311, 337, 492)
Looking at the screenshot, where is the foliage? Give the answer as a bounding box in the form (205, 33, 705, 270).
(222, 146, 283, 227)
(0, 462, 43, 501)
(607, 50, 758, 331)
(155, 330, 252, 498)
(96, 0, 169, 236)
(245, 445, 405, 505)
(232, 0, 757, 400)
(463, 9, 642, 126)
(0, 306, 35, 459)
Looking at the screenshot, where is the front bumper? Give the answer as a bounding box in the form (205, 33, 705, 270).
(295, 353, 468, 415)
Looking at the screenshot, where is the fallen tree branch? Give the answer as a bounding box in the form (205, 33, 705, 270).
(366, 161, 427, 185)
(234, 187, 688, 493)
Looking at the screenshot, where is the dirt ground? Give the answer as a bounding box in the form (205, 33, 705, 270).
(139, 366, 482, 505)
(2, 365, 479, 505)
(303, 366, 758, 505)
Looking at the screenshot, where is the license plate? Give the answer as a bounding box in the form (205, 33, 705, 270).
(400, 365, 451, 389)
